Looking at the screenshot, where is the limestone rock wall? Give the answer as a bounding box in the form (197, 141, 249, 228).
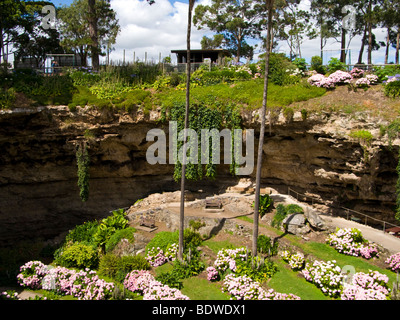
(0, 106, 397, 243)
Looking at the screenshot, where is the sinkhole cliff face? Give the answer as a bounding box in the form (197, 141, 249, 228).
(0, 105, 397, 243)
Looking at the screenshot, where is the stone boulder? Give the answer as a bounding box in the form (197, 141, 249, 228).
(304, 207, 328, 230)
(283, 213, 310, 235)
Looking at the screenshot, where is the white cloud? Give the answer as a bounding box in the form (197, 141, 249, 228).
(107, 0, 394, 65)
(107, 0, 211, 64)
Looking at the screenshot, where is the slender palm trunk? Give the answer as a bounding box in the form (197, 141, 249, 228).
(179, 0, 195, 261)
(252, 0, 274, 257)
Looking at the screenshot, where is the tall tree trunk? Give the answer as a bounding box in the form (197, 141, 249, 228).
(252, 0, 274, 257)
(88, 0, 99, 71)
(357, 24, 367, 64)
(385, 27, 390, 65)
(367, 0, 372, 67)
(367, 21, 372, 66)
(340, 28, 346, 63)
(0, 27, 4, 64)
(396, 31, 400, 65)
(179, 0, 195, 261)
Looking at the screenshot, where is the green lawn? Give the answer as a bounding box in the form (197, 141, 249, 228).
(181, 277, 230, 300)
(267, 260, 330, 300)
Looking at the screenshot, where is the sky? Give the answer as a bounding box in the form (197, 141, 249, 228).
(48, 0, 393, 65)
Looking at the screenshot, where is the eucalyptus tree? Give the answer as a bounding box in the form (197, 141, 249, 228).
(178, 0, 196, 261)
(252, 0, 275, 257)
(0, 0, 26, 67)
(193, 0, 268, 62)
(58, 0, 119, 67)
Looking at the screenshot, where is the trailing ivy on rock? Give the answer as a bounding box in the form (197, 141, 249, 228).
(161, 101, 242, 182)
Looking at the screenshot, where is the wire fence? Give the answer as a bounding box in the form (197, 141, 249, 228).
(287, 187, 400, 235)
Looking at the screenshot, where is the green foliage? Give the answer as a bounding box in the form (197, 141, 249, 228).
(234, 256, 278, 282)
(253, 194, 274, 218)
(98, 253, 150, 283)
(350, 130, 373, 162)
(166, 100, 241, 181)
(145, 231, 179, 253)
(54, 242, 99, 269)
(384, 80, 400, 98)
(93, 209, 128, 251)
(105, 227, 136, 253)
(301, 108, 308, 121)
(265, 53, 299, 86)
(271, 204, 303, 229)
(349, 130, 373, 145)
(385, 119, 400, 149)
(76, 143, 90, 202)
(69, 69, 101, 87)
(172, 250, 205, 279)
(0, 87, 16, 109)
(327, 58, 346, 73)
(257, 235, 278, 256)
(374, 65, 400, 82)
(11, 72, 75, 106)
(64, 220, 99, 246)
(183, 228, 203, 251)
(156, 271, 184, 289)
(310, 56, 326, 74)
(293, 58, 307, 72)
(283, 107, 295, 123)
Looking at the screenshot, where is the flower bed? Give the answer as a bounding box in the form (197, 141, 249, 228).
(280, 250, 305, 271)
(302, 260, 344, 298)
(17, 261, 114, 300)
(341, 270, 390, 300)
(326, 228, 379, 259)
(124, 270, 189, 300)
(145, 243, 178, 267)
(222, 274, 300, 300)
(308, 70, 379, 90)
(385, 252, 400, 272)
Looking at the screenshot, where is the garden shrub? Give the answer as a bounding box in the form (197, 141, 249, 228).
(257, 235, 278, 256)
(156, 271, 184, 289)
(98, 253, 150, 283)
(65, 220, 99, 245)
(310, 56, 325, 74)
(54, 242, 99, 269)
(302, 259, 344, 298)
(384, 75, 400, 98)
(105, 227, 136, 253)
(0, 87, 16, 109)
(145, 231, 179, 253)
(252, 194, 274, 218)
(374, 65, 400, 82)
(93, 209, 128, 251)
(326, 227, 379, 259)
(213, 247, 277, 282)
(327, 57, 346, 73)
(271, 204, 303, 229)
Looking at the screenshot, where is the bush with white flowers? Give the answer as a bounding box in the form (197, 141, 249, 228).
(302, 260, 344, 298)
(326, 228, 379, 259)
(341, 270, 390, 300)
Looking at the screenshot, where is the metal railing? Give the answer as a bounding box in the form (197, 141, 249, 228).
(287, 187, 400, 233)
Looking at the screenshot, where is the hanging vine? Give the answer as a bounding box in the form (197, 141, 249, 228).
(164, 101, 242, 182)
(76, 141, 90, 202)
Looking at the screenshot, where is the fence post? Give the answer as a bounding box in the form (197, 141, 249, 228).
(383, 221, 386, 233)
